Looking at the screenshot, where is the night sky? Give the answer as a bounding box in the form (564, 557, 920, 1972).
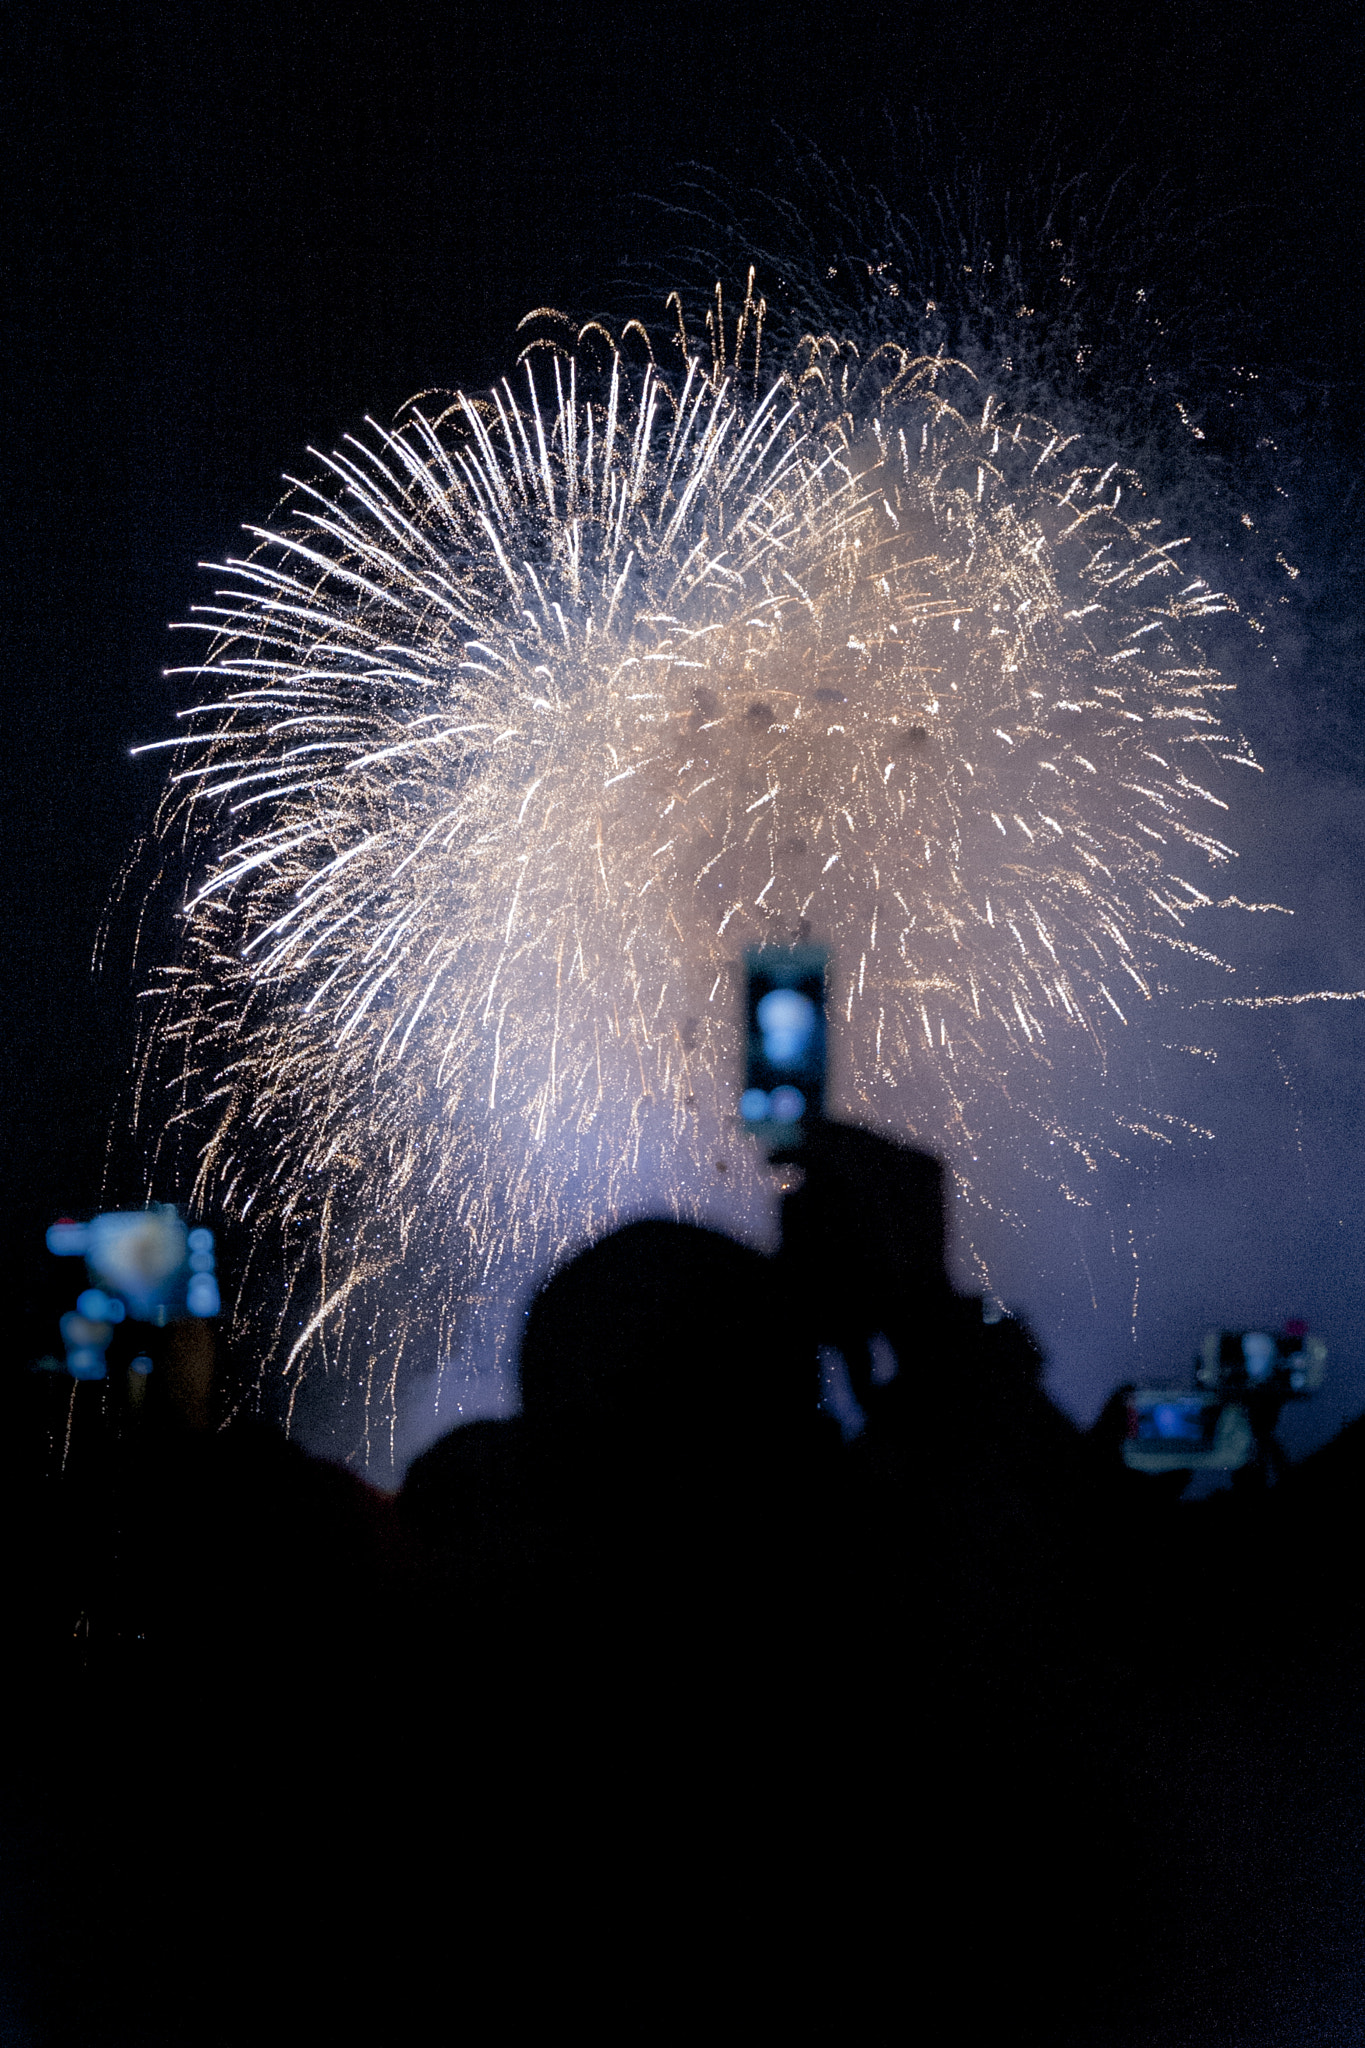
(6, 0, 1364, 1465)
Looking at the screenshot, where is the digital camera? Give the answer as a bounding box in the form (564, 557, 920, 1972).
(1121, 1388, 1255, 1474)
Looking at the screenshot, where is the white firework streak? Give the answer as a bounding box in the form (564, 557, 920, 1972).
(135, 305, 1262, 1425)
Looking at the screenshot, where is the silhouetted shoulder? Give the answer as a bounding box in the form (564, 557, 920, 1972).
(402, 1417, 525, 1542)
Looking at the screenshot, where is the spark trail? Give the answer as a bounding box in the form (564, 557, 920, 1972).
(135, 285, 1262, 1426)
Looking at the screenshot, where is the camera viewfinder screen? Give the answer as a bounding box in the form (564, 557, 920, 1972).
(1131, 1396, 1219, 1449)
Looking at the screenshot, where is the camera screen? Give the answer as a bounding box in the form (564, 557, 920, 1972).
(1130, 1395, 1219, 1450)
(741, 946, 827, 1130)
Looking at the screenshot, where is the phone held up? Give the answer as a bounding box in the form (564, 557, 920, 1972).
(46, 1206, 220, 1381)
(740, 946, 828, 1148)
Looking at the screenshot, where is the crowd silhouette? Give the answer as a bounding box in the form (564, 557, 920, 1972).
(5, 1120, 1365, 2043)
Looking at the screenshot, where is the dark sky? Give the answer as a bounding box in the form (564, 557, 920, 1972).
(5, 0, 1363, 1445)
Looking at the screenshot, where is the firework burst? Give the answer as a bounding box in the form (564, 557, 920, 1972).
(135, 278, 1262, 1430)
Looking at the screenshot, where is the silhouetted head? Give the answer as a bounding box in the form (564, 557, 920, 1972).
(519, 1219, 789, 1433)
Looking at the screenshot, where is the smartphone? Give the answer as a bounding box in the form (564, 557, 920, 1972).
(1121, 1388, 1254, 1473)
(47, 1206, 220, 1326)
(740, 946, 827, 1141)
